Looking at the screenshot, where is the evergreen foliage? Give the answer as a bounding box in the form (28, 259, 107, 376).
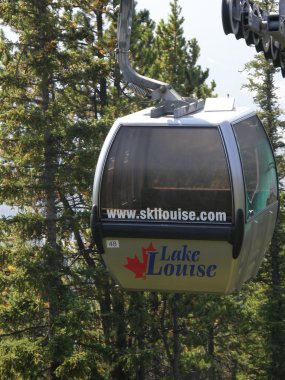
(0, 0, 284, 379)
(150, 0, 216, 98)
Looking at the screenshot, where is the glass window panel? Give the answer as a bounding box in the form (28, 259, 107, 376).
(100, 126, 232, 223)
(232, 116, 278, 219)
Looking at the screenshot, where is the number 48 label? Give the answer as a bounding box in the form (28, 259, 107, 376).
(106, 240, 120, 248)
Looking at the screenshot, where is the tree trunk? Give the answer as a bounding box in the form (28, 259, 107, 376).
(172, 296, 181, 380)
(40, 31, 62, 380)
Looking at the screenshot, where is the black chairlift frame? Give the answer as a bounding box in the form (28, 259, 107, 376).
(117, 0, 204, 118)
(222, 0, 285, 76)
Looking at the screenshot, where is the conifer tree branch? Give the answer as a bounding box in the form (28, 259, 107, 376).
(58, 191, 95, 267)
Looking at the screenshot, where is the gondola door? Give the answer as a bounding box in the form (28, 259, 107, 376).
(230, 115, 279, 285)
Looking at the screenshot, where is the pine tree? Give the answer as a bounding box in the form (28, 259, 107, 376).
(0, 1, 113, 378)
(150, 0, 215, 99)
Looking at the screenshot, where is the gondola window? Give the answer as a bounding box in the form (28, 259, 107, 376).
(232, 116, 278, 219)
(100, 125, 233, 223)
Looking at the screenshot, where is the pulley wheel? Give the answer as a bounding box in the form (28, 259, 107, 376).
(222, 0, 241, 36)
(252, 4, 263, 51)
(244, 30, 254, 45)
(222, 0, 233, 34)
(271, 39, 280, 63)
(253, 35, 263, 52)
(242, 0, 253, 44)
(272, 53, 281, 68)
(279, 52, 285, 76)
(262, 35, 272, 59)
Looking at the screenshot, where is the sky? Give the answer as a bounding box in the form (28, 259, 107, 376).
(136, 0, 285, 109)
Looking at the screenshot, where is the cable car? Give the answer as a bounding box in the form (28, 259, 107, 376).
(91, 98, 278, 293)
(90, 0, 279, 293)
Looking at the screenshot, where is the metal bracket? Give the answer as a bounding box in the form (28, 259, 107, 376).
(117, 0, 203, 117)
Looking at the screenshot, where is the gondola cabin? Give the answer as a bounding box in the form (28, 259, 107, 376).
(91, 99, 278, 294)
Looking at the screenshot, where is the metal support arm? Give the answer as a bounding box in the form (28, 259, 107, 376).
(117, 0, 204, 117)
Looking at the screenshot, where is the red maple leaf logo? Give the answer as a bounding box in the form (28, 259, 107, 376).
(124, 243, 156, 279)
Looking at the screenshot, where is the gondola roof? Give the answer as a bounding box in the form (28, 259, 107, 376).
(114, 104, 256, 127)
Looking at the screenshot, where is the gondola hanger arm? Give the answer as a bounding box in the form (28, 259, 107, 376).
(117, 0, 204, 117)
